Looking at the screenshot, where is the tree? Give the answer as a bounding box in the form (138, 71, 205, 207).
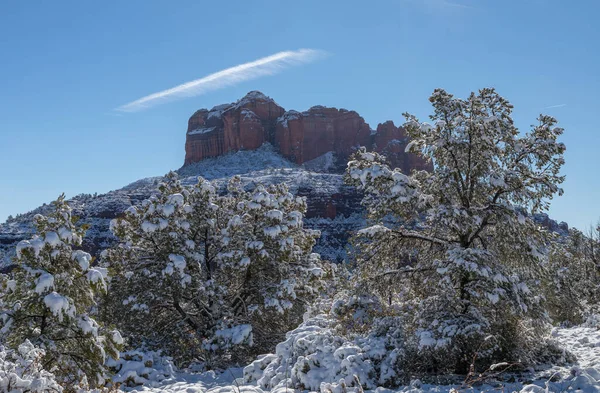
(346, 88, 566, 374)
(103, 172, 326, 367)
(0, 340, 63, 393)
(0, 195, 122, 389)
(544, 224, 600, 324)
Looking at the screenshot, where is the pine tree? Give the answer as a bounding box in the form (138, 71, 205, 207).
(346, 88, 566, 374)
(0, 195, 122, 388)
(103, 172, 325, 367)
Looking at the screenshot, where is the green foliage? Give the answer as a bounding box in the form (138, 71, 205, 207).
(544, 225, 600, 325)
(0, 195, 122, 388)
(102, 173, 327, 367)
(345, 88, 566, 374)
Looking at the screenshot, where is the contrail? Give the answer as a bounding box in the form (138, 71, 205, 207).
(545, 104, 567, 109)
(116, 49, 327, 112)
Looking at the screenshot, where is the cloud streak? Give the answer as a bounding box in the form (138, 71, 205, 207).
(545, 104, 567, 109)
(439, 0, 473, 9)
(404, 0, 475, 10)
(117, 49, 327, 112)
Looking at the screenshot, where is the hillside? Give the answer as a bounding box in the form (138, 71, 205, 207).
(0, 91, 569, 267)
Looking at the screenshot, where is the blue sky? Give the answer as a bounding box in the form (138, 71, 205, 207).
(0, 0, 598, 231)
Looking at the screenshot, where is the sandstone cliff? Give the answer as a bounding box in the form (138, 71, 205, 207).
(185, 91, 432, 173)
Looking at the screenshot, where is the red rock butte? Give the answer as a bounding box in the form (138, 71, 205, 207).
(184, 91, 432, 173)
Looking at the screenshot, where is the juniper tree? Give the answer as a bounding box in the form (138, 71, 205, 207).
(346, 88, 566, 373)
(103, 172, 326, 366)
(0, 195, 122, 388)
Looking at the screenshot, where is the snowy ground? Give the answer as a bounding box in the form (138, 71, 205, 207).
(123, 325, 600, 393)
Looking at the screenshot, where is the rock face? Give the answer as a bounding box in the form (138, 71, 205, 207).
(185, 92, 285, 165)
(185, 91, 432, 173)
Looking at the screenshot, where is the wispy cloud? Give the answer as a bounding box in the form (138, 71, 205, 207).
(404, 0, 475, 10)
(439, 0, 473, 8)
(545, 104, 567, 109)
(117, 49, 327, 112)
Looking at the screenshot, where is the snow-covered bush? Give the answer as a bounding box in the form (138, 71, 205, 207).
(0, 340, 62, 392)
(243, 311, 405, 391)
(0, 195, 122, 388)
(106, 349, 176, 387)
(345, 88, 567, 374)
(103, 172, 329, 367)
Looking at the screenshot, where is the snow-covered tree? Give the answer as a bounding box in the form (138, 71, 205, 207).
(103, 172, 326, 367)
(544, 226, 600, 324)
(0, 195, 122, 388)
(0, 340, 63, 393)
(346, 88, 566, 374)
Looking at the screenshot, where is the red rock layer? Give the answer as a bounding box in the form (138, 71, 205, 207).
(184, 91, 432, 173)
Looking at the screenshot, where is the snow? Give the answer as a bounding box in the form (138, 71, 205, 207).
(86, 267, 107, 287)
(177, 144, 295, 180)
(43, 292, 74, 321)
(234, 91, 278, 110)
(301, 151, 337, 173)
(169, 254, 187, 274)
(72, 249, 92, 270)
(0, 340, 63, 392)
(214, 324, 253, 346)
(34, 272, 54, 294)
(277, 110, 301, 128)
(107, 350, 177, 388)
(357, 225, 391, 236)
(265, 210, 284, 222)
(44, 231, 61, 247)
(142, 221, 158, 233)
(15, 237, 44, 258)
(105, 323, 600, 393)
(112, 330, 124, 345)
(188, 126, 217, 135)
(242, 109, 258, 120)
(77, 316, 99, 337)
(162, 204, 176, 216)
(168, 193, 185, 207)
(208, 103, 233, 119)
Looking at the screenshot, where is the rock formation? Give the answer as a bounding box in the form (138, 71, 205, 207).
(185, 91, 432, 173)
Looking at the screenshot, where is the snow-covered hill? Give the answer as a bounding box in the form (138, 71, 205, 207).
(0, 143, 570, 268)
(0, 144, 364, 267)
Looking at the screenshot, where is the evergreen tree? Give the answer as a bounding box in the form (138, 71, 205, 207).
(0, 195, 122, 389)
(103, 173, 326, 367)
(544, 225, 600, 324)
(346, 88, 566, 373)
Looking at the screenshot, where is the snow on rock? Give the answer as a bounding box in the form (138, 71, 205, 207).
(301, 151, 337, 173)
(188, 126, 217, 136)
(178, 144, 295, 180)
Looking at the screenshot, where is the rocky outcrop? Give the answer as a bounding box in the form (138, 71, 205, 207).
(185, 91, 432, 173)
(185, 92, 285, 165)
(275, 107, 372, 171)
